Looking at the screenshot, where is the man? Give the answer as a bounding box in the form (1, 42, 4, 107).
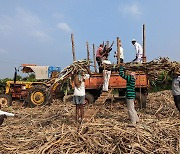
(96, 44, 104, 73)
(114, 40, 124, 63)
(0, 115, 7, 126)
(172, 72, 180, 112)
(102, 58, 111, 92)
(119, 65, 139, 125)
(73, 70, 90, 123)
(131, 39, 143, 63)
(0, 110, 15, 126)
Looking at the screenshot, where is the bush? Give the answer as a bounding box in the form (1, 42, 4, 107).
(0, 78, 12, 94)
(149, 71, 172, 92)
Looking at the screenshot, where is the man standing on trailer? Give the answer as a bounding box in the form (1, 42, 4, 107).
(114, 40, 124, 63)
(96, 44, 104, 73)
(131, 39, 143, 63)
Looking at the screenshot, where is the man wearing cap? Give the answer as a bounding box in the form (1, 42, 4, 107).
(131, 39, 143, 63)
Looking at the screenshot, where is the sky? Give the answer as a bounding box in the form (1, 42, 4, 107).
(0, 0, 180, 79)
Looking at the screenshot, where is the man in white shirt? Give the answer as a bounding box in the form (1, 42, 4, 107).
(131, 39, 143, 63)
(0, 109, 15, 125)
(119, 46, 124, 63)
(114, 41, 124, 63)
(73, 70, 90, 123)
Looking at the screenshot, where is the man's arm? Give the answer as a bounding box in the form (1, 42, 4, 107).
(0, 110, 15, 116)
(119, 66, 132, 82)
(119, 66, 128, 80)
(135, 44, 139, 54)
(133, 56, 138, 62)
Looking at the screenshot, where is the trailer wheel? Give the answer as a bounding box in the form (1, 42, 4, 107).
(0, 94, 12, 108)
(85, 92, 94, 105)
(26, 85, 51, 107)
(135, 92, 146, 109)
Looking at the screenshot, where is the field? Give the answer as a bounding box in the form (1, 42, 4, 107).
(0, 90, 180, 154)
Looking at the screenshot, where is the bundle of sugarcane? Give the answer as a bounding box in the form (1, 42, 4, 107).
(50, 59, 91, 88)
(103, 57, 180, 81)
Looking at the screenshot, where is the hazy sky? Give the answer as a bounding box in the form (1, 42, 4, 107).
(0, 0, 180, 79)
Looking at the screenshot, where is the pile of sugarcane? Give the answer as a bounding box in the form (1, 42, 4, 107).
(50, 59, 90, 85)
(0, 90, 179, 153)
(105, 57, 180, 81)
(47, 59, 91, 91)
(49, 57, 179, 89)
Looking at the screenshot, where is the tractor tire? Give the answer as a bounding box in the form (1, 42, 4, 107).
(0, 94, 12, 108)
(26, 85, 51, 107)
(135, 92, 147, 109)
(85, 92, 94, 105)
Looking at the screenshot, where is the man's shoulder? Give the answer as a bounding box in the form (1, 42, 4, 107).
(135, 42, 142, 47)
(102, 60, 111, 64)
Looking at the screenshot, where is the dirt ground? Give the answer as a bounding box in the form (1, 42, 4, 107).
(0, 90, 180, 154)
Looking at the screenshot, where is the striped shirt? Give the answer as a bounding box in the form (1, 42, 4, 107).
(119, 66, 136, 99)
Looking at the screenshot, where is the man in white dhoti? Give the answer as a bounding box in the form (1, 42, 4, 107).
(102, 59, 111, 92)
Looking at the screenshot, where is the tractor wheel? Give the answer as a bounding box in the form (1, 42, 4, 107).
(26, 85, 51, 107)
(0, 94, 12, 108)
(135, 92, 147, 109)
(85, 92, 94, 105)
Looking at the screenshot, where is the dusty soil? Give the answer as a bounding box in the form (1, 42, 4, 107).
(0, 90, 179, 154)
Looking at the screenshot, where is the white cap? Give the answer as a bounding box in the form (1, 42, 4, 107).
(132, 39, 136, 42)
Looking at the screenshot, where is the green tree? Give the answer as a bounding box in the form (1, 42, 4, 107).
(0, 78, 12, 94)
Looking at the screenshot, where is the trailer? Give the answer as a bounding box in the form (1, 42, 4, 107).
(83, 71, 149, 109)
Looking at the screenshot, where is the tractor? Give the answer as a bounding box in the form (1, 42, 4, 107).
(0, 64, 61, 108)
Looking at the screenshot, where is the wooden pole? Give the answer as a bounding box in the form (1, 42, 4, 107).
(71, 33, 76, 61)
(93, 44, 97, 73)
(142, 24, 146, 62)
(117, 37, 121, 64)
(86, 41, 90, 70)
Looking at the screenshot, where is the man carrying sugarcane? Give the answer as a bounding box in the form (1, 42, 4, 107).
(73, 70, 90, 123)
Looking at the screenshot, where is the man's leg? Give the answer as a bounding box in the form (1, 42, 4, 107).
(174, 95, 180, 112)
(74, 96, 81, 122)
(103, 70, 108, 91)
(96, 57, 103, 73)
(126, 99, 139, 124)
(80, 104, 84, 121)
(79, 96, 85, 121)
(0, 114, 7, 126)
(75, 105, 79, 122)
